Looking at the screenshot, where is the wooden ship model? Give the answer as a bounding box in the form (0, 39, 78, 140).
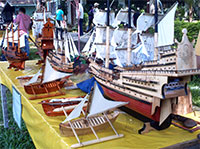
(2, 23, 28, 70)
(23, 58, 71, 100)
(47, 33, 79, 73)
(39, 96, 86, 116)
(88, 2, 200, 128)
(20, 19, 72, 100)
(60, 83, 128, 148)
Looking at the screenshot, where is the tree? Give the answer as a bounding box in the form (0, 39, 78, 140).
(184, 0, 194, 22)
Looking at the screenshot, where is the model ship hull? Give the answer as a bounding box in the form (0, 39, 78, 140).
(2, 46, 28, 70)
(100, 83, 161, 122)
(40, 97, 86, 116)
(59, 111, 119, 137)
(47, 48, 74, 73)
(24, 79, 65, 95)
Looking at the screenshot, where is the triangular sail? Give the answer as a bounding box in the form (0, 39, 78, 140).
(62, 95, 88, 123)
(82, 31, 95, 53)
(157, 3, 178, 47)
(87, 83, 128, 117)
(64, 37, 71, 62)
(25, 69, 41, 85)
(69, 33, 79, 56)
(68, 34, 75, 58)
(42, 59, 72, 83)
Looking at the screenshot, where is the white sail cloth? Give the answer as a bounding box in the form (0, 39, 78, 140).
(25, 69, 41, 86)
(87, 83, 128, 117)
(93, 11, 115, 26)
(42, 59, 72, 84)
(157, 3, 178, 47)
(3, 30, 27, 48)
(82, 31, 95, 53)
(62, 96, 88, 123)
(112, 9, 134, 28)
(136, 13, 155, 32)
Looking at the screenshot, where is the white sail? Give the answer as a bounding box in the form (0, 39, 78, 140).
(68, 35, 75, 58)
(62, 95, 88, 123)
(87, 83, 128, 117)
(25, 69, 41, 86)
(69, 34, 79, 56)
(42, 59, 72, 84)
(157, 3, 178, 47)
(136, 13, 155, 32)
(112, 8, 134, 28)
(82, 31, 95, 53)
(64, 38, 71, 62)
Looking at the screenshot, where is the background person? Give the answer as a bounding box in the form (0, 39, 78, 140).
(56, 5, 64, 40)
(14, 7, 31, 56)
(86, 4, 94, 32)
(76, 1, 84, 36)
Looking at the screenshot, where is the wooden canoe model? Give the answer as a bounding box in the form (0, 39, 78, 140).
(39, 97, 86, 116)
(59, 83, 128, 148)
(24, 58, 72, 100)
(2, 23, 28, 70)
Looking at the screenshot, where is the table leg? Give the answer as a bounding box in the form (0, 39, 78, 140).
(1, 84, 9, 128)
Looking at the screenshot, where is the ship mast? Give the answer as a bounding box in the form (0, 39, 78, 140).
(105, 0, 110, 68)
(127, 0, 132, 66)
(154, 0, 158, 60)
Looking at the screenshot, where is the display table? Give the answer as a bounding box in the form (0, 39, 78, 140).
(0, 60, 200, 148)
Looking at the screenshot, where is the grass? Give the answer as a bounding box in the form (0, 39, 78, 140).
(0, 46, 38, 148)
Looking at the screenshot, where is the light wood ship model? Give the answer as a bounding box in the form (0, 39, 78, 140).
(88, 2, 200, 128)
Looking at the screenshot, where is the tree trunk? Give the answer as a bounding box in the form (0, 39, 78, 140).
(188, 6, 193, 22)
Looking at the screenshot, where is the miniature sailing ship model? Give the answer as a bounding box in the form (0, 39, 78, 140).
(47, 33, 79, 73)
(60, 83, 128, 148)
(24, 58, 71, 100)
(39, 96, 86, 116)
(2, 23, 28, 70)
(88, 1, 200, 128)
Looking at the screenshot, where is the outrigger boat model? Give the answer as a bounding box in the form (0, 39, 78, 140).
(60, 83, 128, 148)
(2, 23, 28, 70)
(23, 58, 71, 100)
(88, 1, 200, 129)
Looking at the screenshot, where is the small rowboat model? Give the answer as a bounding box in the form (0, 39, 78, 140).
(59, 83, 128, 148)
(23, 58, 71, 100)
(2, 23, 28, 70)
(39, 97, 86, 116)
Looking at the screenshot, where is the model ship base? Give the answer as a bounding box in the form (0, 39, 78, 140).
(59, 111, 119, 137)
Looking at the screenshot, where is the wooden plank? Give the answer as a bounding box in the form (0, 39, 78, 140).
(0, 84, 9, 128)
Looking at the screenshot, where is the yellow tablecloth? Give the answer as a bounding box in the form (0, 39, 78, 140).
(0, 60, 200, 149)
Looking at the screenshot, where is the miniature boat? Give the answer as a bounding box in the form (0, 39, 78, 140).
(47, 33, 85, 73)
(39, 96, 86, 116)
(88, 2, 200, 128)
(59, 83, 128, 148)
(2, 23, 28, 70)
(60, 111, 119, 137)
(24, 58, 71, 100)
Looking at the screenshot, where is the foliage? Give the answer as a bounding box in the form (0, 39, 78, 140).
(174, 20, 200, 43)
(189, 76, 200, 107)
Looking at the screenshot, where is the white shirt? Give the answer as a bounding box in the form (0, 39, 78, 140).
(76, 3, 84, 19)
